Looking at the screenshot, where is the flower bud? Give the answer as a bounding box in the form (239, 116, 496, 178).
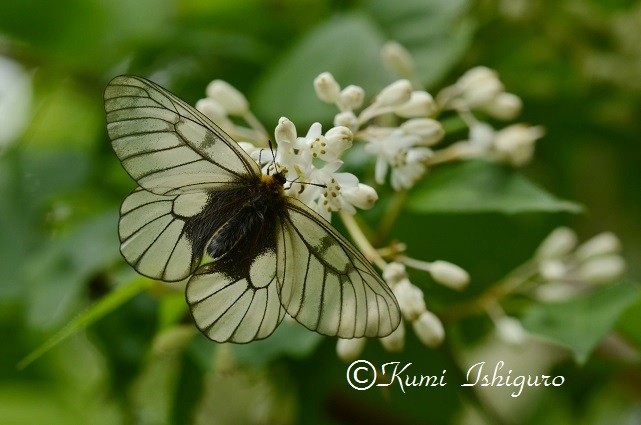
(535, 282, 578, 302)
(427, 260, 470, 290)
(493, 124, 544, 166)
(575, 232, 622, 262)
(538, 260, 567, 281)
(401, 118, 444, 146)
(412, 311, 444, 348)
(325, 126, 353, 149)
(394, 91, 437, 118)
(205, 80, 249, 115)
(393, 279, 426, 321)
(333, 111, 359, 133)
(495, 316, 527, 345)
(576, 255, 626, 285)
(339, 85, 365, 110)
(468, 122, 496, 149)
(456, 66, 504, 107)
(383, 262, 408, 285)
(380, 321, 405, 352)
(314, 72, 341, 103)
(381, 41, 415, 79)
(375, 79, 413, 107)
(196, 97, 227, 120)
(275, 117, 297, 144)
(343, 183, 378, 210)
(336, 338, 366, 361)
(535, 227, 578, 260)
(482, 92, 522, 120)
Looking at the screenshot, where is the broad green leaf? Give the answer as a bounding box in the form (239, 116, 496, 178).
(365, 0, 474, 86)
(26, 211, 121, 330)
(253, 1, 473, 125)
(253, 13, 390, 126)
(18, 276, 154, 369)
(232, 321, 322, 366)
(521, 281, 640, 363)
(407, 160, 583, 214)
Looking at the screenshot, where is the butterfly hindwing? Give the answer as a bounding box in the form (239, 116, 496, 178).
(105, 75, 259, 196)
(278, 199, 401, 338)
(185, 208, 285, 343)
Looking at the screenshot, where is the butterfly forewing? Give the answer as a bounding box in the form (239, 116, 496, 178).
(278, 199, 401, 338)
(105, 75, 259, 196)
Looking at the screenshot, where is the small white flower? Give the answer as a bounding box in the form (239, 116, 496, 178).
(337, 338, 366, 361)
(536, 227, 578, 260)
(375, 79, 413, 107)
(535, 282, 580, 302)
(495, 316, 527, 345)
(314, 72, 341, 104)
(308, 125, 352, 162)
(400, 118, 444, 146)
(341, 183, 378, 211)
(481, 92, 522, 120)
(333, 111, 359, 133)
(380, 320, 405, 352)
(394, 91, 438, 118)
(575, 232, 622, 262)
(338, 85, 365, 111)
(196, 97, 227, 121)
(381, 41, 415, 79)
(205, 80, 249, 115)
(275, 116, 297, 145)
(538, 259, 568, 281)
(468, 121, 496, 150)
(576, 255, 626, 285)
(455, 66, 504, 108)
(383, 262, 408, 286)
(364, 127, 431, 190)
(427, 261, 470, 291)
(492, 124, 545, 166)
(393, 279, 426, 321)
(412, 311, 445, 348)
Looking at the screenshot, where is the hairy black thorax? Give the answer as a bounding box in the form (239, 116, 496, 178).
(183, 171, 287, 278)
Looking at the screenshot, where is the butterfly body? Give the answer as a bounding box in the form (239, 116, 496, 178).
(105, 75, 401, 343)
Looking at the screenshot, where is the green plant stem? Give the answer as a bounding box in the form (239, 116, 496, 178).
(441, 260, 539, 323)
(340, 211, 387, 271)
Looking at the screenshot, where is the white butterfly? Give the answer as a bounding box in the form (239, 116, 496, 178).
(104, 75, 401, 343)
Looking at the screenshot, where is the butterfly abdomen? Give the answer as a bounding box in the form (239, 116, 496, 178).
(206, 174, 287, 266)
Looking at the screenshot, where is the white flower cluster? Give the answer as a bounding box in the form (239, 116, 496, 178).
(433, 66, 545, 167)
(314, 71, 444, 190)
(534, 227, 626, 301)
(197, 80, 377, 221)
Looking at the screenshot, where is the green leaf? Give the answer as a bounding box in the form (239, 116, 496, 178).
(407, 160, 583, 214)
(232, 321, 322, 366)
(17, 276, 154, 369)
(365, 0, 474, 86)
(521, 281, 641, 363)
(253, 13, 390, 126)
(253, 1, 473, 125)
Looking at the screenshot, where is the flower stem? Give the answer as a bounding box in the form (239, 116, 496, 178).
(339, 211, 387, 271)
(441, 260, 538, 322)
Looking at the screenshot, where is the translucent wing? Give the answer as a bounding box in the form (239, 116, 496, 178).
(119, 186, 228, 282)
(278, 199, 401, 338)
(105, 75, 259, 196)
(185, 229, 285, 343)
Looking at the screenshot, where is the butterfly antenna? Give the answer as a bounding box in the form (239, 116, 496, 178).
(267, 140, 279, 174)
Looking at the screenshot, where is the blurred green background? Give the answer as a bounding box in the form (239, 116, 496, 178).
(1, 0, 640, 424)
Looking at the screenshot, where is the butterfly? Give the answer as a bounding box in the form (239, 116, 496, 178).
(104, 75, 401, 343)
